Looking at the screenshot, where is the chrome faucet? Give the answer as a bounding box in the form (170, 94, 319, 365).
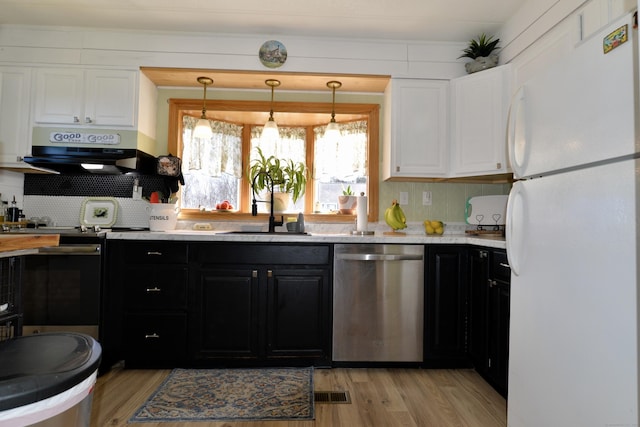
(251, 170, 284, 233)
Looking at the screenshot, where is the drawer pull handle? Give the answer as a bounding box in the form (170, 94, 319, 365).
(147, 251, 163, 256)
(499, 262, 511, 269)
(146, 287, 161, 292)
(145, 333, 160, 339)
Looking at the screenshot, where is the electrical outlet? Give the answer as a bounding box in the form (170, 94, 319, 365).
(422, 191, 432, 206)
(399, 192, 409, 205)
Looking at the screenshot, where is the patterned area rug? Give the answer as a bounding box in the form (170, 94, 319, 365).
(129, 367, 315, 423)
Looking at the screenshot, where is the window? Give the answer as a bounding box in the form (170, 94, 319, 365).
(167, 99, 379, 222)
(181, 116, 242, 210)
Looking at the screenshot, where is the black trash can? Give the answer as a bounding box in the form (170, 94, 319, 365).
(0, 332, 101, 426)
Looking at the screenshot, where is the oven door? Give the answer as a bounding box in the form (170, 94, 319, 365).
(22, 243, 102, 340)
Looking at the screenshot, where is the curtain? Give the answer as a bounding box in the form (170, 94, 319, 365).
(314, 120, 367, 179)
(182, 116, 242, 178)
(250, 126, 307, 164)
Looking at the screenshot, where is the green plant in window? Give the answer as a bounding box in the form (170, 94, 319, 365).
(342, 185, 354, 196)
(249, 147, 308, 204)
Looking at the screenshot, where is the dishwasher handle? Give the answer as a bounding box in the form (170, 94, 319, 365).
(337, 253, 423, 262)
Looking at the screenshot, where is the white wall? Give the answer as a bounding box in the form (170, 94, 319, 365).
(0, 26, 467, 80)
(0, 170, 24, 209)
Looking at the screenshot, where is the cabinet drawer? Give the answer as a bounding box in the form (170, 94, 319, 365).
(492, 250, 511, 282)
(194, 244, 330, 265)
(123, 242, 188, 264)
(124, 268, 187, 309)
(124, 313, 187, 361)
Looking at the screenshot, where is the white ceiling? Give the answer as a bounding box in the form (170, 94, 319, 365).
(0, 0, 527, 43)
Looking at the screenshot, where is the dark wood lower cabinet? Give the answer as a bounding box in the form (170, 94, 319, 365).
(106, 240, 331, 368)
(189, 243, 332, 366)
(424, 245, 469, 367)
(193, 267, 258, 358)
(468, 247, 511, 398)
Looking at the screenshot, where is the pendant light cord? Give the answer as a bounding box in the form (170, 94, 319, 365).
(196, 76, 213, 119)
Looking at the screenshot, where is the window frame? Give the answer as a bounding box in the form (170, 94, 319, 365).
(167, 98, 379, 223)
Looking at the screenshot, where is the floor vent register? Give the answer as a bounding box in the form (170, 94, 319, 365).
(314, 391, 351, 404)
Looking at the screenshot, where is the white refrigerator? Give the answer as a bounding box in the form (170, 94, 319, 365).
(506, 11, 639, 427)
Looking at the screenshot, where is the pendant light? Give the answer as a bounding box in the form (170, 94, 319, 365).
(193, 76, 213, 139)
(324, 80, 342, 141)
(261, 79, 281, 143)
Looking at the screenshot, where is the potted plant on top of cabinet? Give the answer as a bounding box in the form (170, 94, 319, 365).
(459, 33, 501, 74)
(249, 147, 307, 212)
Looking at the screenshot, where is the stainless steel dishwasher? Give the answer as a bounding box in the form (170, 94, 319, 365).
(333, 243, 424, 362)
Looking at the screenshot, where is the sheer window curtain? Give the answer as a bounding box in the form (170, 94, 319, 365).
(182, 116, 242, 178)
(313, 120, 368, 180)
(250, 126, 307, 162)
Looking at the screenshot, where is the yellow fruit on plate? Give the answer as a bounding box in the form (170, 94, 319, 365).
(425, 224, 435, 234)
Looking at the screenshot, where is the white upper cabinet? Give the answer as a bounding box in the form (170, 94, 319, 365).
(34, 68, 137, 127)
(382, 79, 449, 180)
(449, 64, 511, 177)
(0, 67, 33, 163)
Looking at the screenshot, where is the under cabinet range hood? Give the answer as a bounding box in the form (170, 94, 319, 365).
(23, 146, 156, 174)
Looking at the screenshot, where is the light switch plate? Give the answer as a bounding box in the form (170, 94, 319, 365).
(422, 191, 432, 206)
(399, 192, 409, 205)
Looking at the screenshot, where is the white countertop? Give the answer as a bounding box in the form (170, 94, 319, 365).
(105, 229, 506, 249)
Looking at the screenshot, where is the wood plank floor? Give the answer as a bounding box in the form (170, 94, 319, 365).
(90, 367, 506, 427)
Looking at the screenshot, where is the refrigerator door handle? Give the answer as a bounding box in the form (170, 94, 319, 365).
(507, 85, 527, 179)
(506, 181, 526, 276)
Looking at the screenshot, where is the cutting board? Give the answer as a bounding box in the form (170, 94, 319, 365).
(465, 195, 508, 226)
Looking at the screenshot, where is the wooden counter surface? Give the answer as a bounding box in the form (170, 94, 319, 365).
(0, 234, 60, 253)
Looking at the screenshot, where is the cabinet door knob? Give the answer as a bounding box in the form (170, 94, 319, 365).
(146, 287, 161, 292)
(73, 116, 80, 123)
(147, 251, 163, 256)
(499, 262, 511, 269)
(144, 333, 160, 339)
(85, 116, 92, 123)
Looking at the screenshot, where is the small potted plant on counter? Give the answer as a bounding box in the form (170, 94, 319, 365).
(249, 147, 307, 212)
(459, 33, 500, 74)
(337, 185, 358, 215)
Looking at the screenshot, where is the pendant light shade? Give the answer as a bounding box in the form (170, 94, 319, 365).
(193, 76, 213, 139)
(324, 80, 342, 141)
(261, 79, 281, 143)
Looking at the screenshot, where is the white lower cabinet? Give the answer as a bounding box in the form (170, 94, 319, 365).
(0, 67, 33, 163)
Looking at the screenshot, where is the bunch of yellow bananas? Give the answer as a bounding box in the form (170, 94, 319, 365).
(384, 199, 407, 231)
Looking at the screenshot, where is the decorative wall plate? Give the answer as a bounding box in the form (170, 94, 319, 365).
(80, 197, 118, 227)
(259, 40, 287, 68)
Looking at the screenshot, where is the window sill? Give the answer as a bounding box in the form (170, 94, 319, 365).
(179, 210, 363, 223)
